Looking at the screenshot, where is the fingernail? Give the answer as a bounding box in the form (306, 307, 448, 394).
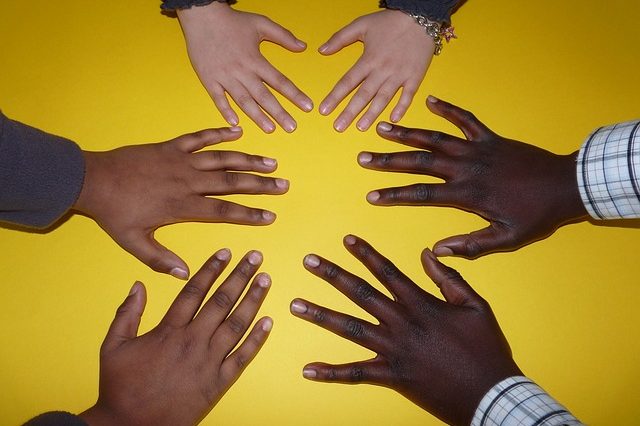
(262, 211, 276, 222)
(377, 122, 392, 132)
(215, 248, 231, 261)
(296, 40, 307, 49)
(319, 44, 328, 53)
(230, 126, 242, 132)
(367, 191, 380, 203)
(433, 246, 454, 257)
(170, 267, 189, 280)
(344, 235, 356, 246)
(263, 157, 277, 167)
(390, 112, 401, 123)
(302, 100, 314, 112)
(427, 95, 439, 104)
(290, 300, 308, 314)
(276, 178, 290, 189)
(357, 118, 371, 131)
(303, 368, 317, 378)
(358, 152, 373, 164)
(228, 117, 239, 126)
(319, 104, 330, 116)
(248, 251, 263, 266)
(284, 119, 297, 133)
(264, 122, 276, 133)
(334, 119, 347, 132)
(257, 273, 271, 288)
(262, 317, 273, 332)
(129, 281, 141, 296)
(303, 254, 320, 268)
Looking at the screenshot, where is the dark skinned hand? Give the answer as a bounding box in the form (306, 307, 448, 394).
(290, 235, 522, 425)
(72, 127, 289, 279)
(358, 96, 590, 259)
(80, 249, 273, 426)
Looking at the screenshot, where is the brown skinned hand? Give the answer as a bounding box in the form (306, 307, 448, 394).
(358, 96, 590, 259)
(72, 127, 289, 279)
(290, 235, 521, 425)
(80, 249, 273, 426)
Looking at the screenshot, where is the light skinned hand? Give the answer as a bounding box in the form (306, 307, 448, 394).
(177, 1, 313, 133)
(72, 127, 289, 279)
(80, 249, 273, 426)
(359, 96, 590, 259)
(319, 10, 434, 132)
(291, 235, 521, 425)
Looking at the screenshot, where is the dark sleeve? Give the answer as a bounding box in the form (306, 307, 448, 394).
(0, 112, 85, 229)
(161, 0, 236, 12)
(23, 411, 88, 426)
(379, 0, 464, 23)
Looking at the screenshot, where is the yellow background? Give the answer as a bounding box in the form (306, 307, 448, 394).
(1, 0, 639, 424)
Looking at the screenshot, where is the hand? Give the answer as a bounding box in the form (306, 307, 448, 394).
(177, 2, 313, 133)
(319, 10, 434, 132)
(359, 96, 590, 259)
(72, 127, 289, 279)
(291, 235, 521, 425)
(80, 249, 273, 426)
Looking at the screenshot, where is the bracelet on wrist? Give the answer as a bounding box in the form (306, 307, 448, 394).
(405, 13, 456, 55)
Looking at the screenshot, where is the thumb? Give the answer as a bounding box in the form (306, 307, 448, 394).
(432, 226, 513, 260)
(318, 19, 364, 55)
(258, 17, 307, 52)
(421, 248, 485, 309)
(426, 95, 492, 142)
(102, 281, 147, 353)
(120, 231, 191, 280)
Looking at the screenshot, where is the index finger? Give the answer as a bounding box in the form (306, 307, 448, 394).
(375, 122, 469, 156)
(174, 128, 244, 153)
(425, 96, 493, 142)
(160, 248, 232, 329)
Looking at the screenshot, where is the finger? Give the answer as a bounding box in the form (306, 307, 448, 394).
(318, 19, 364, 55)
(290, 298, 384, 352)
(258, 17, 307, 52)
(357, 150, 451, 180)
(210, 272, 271, 360)
(389, 81, 420, 123)
(421, 248, 487, 310)
(366, 183, 457, 207)
(191, 150, 278, 173)
(319, 61, 368, 116)
(211, 84, 240, 127)
(175, 127, 243, 153)
(302, 253, 395, 318)
(101, 281, 147, 354)
(343, 235, 430, 304)
(193, 171, 289, 196)
(375, 122, 469, 156)
(333, 74, 387, 132)
(432, 225, 516, 260)
(260, 62, 313, 112)
(178, 196, 277, 225)
(426, 96, 493, 142)
(219, 316, 272, 386)
(302, 359, 390, 385)
(192, 251, 263, 332)
(244, 78, 297, 133)
(160, 249, 232, 328)
(356, 79, 402, 131)
(119, 231, 191, 280)
(226, 81, 276, 133)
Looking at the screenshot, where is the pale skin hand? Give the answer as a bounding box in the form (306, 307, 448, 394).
(359, 96, 590, 259)
(177, 2, 313, 133)
(319, 10, 434, 132)
(72, 128, 289, 279)
(79, 249, 273, 426)
(291, 235, 522, 425)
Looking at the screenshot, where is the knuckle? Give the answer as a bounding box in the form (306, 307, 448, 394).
(327, 368, 338, 380)
(208, 150, 223, 164)
(463, 237, 484, 258)
(212, 291, 233, 309)
(354, 282, 376, 302)
(214, 201, 231, 218)
(226, 316, 246, 334)
(236, 95, 254, 108)
(442, 266, 464, 283)
(412, 184, 433, 202)
(234, 354, 247, 370)
(413, 151, 434, 168)
(312, 307, 327, 324)
(345, 319, 365, 338)
(460, 109, 479, 124)
(377, 153, 392, 166)
(381, 261, 401, 280)
(429, 130, 444, 144)
(224, 172, 240, 186)
(181, 282, 204, 299)
(324, 264, 339, 280)
(350, 366, 365, 382)
(396, 127, 413, 141)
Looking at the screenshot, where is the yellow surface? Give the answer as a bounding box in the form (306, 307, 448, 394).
(1, 1, 639, 424)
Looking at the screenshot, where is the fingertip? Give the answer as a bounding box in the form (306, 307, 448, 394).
(261, 316, 274, 332)
(427, 95, 439, 105)
(290, 299, 308, 314)
(169, 267, 190, 280)
(358, 152, 373, 165)
(303, 254, 321, 268)
(318, 43, 329, 54)
(366, 191, 381, 204)
(229, 126, 243, 134)
(303, 366, 318, 379)
(433, 246, 455, 257)
(262, 210, 277, 224)
(376, 121, 393, 133)
(128, 281, 143, 296)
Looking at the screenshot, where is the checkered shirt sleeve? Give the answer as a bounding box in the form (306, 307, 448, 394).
(471, 376, 583, 426)
(577, 120, 640, 219)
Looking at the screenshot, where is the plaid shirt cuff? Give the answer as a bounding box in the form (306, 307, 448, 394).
(577, 120, 640, 219)
(471, 376, 582, 426)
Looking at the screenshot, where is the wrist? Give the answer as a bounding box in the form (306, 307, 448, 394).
(557, 151, 590, 224)
(79, 404, 120, 426)
(176, 0, 231, 22)
(72, 151, 106, 219)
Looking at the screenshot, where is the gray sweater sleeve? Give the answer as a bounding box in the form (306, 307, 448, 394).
(0, 112, 85, 229)
(23, 411, 88, 426)
(161, 0, 235, 12)
(380, 0, 463, 23)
